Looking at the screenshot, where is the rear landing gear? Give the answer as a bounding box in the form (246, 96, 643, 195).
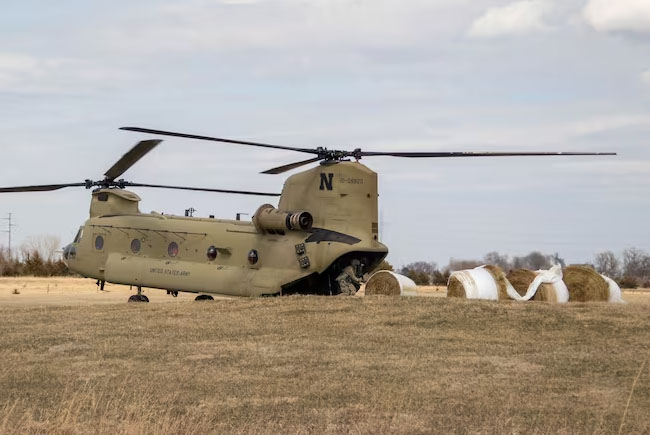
(195, 294, 214, 301)
(128, 286, 149, 303)
(166, 290, 179, 297)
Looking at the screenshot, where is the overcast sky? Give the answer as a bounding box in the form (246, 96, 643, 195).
(1, 0, 649, 268)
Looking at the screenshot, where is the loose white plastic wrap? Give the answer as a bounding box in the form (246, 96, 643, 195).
(505, 265, 569, 303)
(448, 267, 499, 300)
(601, 275, 626, 303)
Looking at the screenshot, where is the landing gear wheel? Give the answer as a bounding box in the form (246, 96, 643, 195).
(128, 294, 149, 303)
(195, 294, 214, 301)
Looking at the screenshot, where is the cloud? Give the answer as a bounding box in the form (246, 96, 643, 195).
(642, 69, 650, 86)
(0, 52, 135, 94)
(97, 0, 471, 56)
(583, 0, 650, 34)
(468, 0, 551, 38)
(569, 113, 650, 136)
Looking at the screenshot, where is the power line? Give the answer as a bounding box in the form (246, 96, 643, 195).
(2, 213, 17, 257)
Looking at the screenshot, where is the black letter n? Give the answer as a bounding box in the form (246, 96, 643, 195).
(319, 173, 334, 191)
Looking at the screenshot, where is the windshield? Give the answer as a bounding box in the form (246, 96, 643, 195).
(73, 227, 84, 243)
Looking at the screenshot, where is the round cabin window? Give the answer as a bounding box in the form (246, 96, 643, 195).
(131, 239, 141, 253)
(247, 249, 259, 265)
(207, 246, 218, 261)
(168, 242, 179, 257)
(95, 235, 104, 250)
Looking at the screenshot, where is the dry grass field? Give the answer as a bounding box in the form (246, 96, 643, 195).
(0, 277, 199, 306)
(0, 278, 649, 434)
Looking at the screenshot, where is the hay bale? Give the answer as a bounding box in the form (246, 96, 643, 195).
(483, 265, 509, 301)
(447, 275, 466, 298)
(601, 275, 626, 303)
(446, 267, 499, 300)
(563, 265, 609, 302)
(506, 269, 558, 302)
(365, 271, 416, 296)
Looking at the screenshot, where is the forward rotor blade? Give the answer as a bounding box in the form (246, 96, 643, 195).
(120, 127, 317, 154)
(261, 157, 322, 174)
(104, 139, 162, 181)
(358, 151, 617, 158)
(124, 182, 280, 197)
(0, 182, 86, 193)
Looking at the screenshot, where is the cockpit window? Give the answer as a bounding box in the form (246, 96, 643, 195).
(74, 227, 84, 243)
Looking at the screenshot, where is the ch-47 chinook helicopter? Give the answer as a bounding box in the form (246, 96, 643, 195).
(0, 127, 615, 302)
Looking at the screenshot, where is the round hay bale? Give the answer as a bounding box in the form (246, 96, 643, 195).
(563, 265, 609, 302)
(601, 275, 626, 303)
(483, 265, 509, 301)
(506, 269, 558, 302)
(365, 271, 416, 296)
(446, 267, 498, 300)
(447, 275, 466, 298)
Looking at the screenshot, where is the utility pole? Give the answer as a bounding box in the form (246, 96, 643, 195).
(2, 213, 16, 257)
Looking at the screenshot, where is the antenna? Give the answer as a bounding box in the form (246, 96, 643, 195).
(2, 213, 17, 257)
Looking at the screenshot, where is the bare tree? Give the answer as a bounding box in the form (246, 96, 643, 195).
(484, 251, 511, 271)
(594, 251, 620, 278)
(552, 252, 566, 268)
(448, 258, 482, 272)
(400, 261, 438, 285)
(21, 235, 61, 262)
(512, 251, 552, 270)
(622, 247, 650, 279)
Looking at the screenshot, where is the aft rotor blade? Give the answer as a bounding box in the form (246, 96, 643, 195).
(125, 182, 280, 197)
(358, 151, 617, 158)
(120, 127, 317, 154)
(261, 157, 322, 174)
(104, 139, 162, 181)
(0, 182, 86, 193)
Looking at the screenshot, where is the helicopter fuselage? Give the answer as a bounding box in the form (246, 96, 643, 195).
(63, 161, 388, 296)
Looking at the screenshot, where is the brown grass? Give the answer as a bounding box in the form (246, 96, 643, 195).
(0, 277, 199, 306)
(0, 279, 649, 434)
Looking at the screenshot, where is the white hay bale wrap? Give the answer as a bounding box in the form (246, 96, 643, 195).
(505, 265, 569, 303)
(548, 279, 570, 304)
(601, 275, 626, 303)
(447, 267, 499, 300)
(447, 264, 623, 304)
(365, 271, 417, 296)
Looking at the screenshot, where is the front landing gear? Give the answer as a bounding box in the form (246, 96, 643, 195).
(128, 286, 149, 303)
(128, 294, 149, 303)
(195, 294, 214, 301)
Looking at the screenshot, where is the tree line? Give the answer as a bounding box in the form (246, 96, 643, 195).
(380, 248, 650, 288)
(0, 235, 70, 277)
